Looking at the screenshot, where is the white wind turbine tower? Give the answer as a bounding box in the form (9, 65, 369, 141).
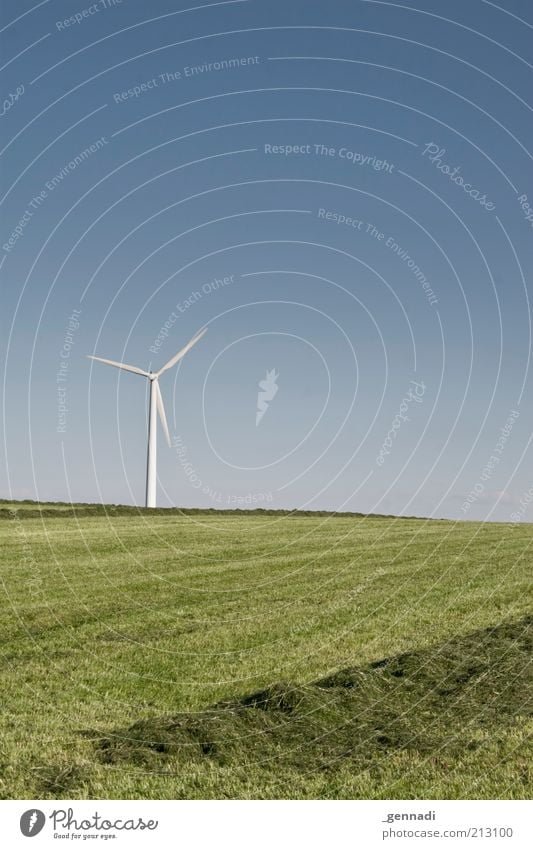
(88, 327, 206, 508)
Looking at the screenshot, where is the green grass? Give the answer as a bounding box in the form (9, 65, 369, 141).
(0, 501, 531, 799)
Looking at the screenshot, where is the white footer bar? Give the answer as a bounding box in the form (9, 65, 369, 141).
(1, 799, 531, 848)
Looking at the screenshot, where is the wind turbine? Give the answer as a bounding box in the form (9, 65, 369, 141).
(88, 327, 206, 508)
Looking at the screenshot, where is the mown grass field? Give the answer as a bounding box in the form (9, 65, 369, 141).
(0, 502, 531, 799)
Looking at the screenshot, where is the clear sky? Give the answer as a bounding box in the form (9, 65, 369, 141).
(1, 0, 533, 520)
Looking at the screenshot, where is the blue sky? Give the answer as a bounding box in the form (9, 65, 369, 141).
(1, 0, 533, 520)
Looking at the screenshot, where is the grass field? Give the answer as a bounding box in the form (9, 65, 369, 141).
(0, 501, 531, 799)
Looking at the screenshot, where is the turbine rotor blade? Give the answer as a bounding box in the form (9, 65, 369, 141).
(156, 327, 207, 377)
(87, 355, 149, 377)
(155, 381, 171, 447)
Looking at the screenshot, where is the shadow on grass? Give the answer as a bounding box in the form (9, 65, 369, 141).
(91, 616, 532, 774)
